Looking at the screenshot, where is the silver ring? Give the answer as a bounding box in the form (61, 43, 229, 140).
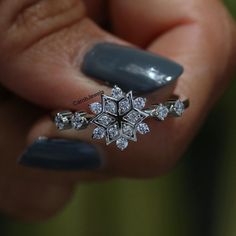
(54, 85, 189, 151)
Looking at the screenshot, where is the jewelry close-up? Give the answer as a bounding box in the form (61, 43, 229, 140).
(54, 86, 189, 151)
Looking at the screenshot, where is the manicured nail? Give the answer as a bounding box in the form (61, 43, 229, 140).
(82, 42, 183, 94)
(18, 138, 103, 170)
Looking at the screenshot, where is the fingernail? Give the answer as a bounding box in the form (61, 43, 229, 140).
(18, 138, 103, 170)
(82, 42, 183, 94)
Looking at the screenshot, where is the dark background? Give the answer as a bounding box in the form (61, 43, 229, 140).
(0, 1, 236, 235)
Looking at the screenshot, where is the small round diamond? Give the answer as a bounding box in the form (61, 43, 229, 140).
(111, 85, 124, 99)
(97, 114, 115, 126)
(137, 123, 150, 134)
(124, 110, 145, 125)
(90, 102, 102, 114)
(116, 137, 128, 151)
(55, 114, 70, 130)
(55, 115, 64, 130)
(92, 127, 105, 139)
(122, 123, 134, 137)
(173, 100, 185, 116)
(104, 100, 117, 115)
(133, 97, 146, 110)
(71, 112, 85, 129)
(155, 104, 169, 121)
(119, 98, 131, 115)
(107, 123, 119, 140)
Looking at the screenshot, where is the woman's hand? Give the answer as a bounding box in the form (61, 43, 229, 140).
(0, 0, 235, 220)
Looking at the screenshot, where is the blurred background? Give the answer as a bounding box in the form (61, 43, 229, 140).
(1, 0, 236, 235)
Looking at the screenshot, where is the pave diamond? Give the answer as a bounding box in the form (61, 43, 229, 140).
(119, 98, 131, 115)
(96, 114, 115, 127)
(122, 123, 133, 137)
(90, 102, 102, 114)
(133, 97, 146, 110)
(107, 122, 120, 141)
(124, 110, 145, 125)
(92, 127, 106, 139)
(111, 85, 124, 99)
(116, 137, 128, 151)
(104, 99, 117, 115)
(71, 112, 85, 129)
(121, 122, 136, 141)
(173, 100, 185, 116)
(155, 104, 169, 121)
(137, 123, 150, 134)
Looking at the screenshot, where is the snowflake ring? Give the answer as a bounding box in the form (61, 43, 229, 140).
(54, 86, 189, 151)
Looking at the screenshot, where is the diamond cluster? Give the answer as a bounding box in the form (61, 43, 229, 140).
(54, 87, 186, 151)
(55, 112, 88, 130)
(90, 85, 150, 151)
(152, 100, 185, 121)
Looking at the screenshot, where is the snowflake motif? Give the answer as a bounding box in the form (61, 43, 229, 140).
(89, 86, 150, 150)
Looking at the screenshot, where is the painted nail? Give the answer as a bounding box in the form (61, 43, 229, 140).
(18, 138, 103, 170)
(82, 42, 183, 94)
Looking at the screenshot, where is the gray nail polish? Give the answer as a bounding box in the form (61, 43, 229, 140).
(18, 138, 103, 170)
(82, 43, 183, 94)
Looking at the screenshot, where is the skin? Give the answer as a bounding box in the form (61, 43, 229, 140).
(0, 0, 235, 220)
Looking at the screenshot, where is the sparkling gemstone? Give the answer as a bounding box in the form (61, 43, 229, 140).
(55, 115, 64, 130)
(111, 85, 124, 99)
(116, 137, 128, 151)
(124, 110, 145, 125)
(122, 123, 134, 138)
(92, 127, 105, 139)
(104, 99, 117, 115)
(155, 104, 169, 121)
(137, 123, 150, 134)
(90, 86, 151, 149)
(71, 112, 85, 129)
(90, 102, 102, 114)
(55, 113, 70, 130)
(133, 97, 146, 110)
(107, 122, 120, 140)
(173, 100, 185, 116)
(97, 114, 115, 126)
(119, 98, 131, 115)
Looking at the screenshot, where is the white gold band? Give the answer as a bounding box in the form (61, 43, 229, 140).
(53, 86, 189, 150)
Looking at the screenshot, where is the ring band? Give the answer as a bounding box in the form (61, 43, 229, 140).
(53, 85, 189, 151)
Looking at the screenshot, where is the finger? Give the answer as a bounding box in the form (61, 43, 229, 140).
(106, 0, 236, 175)
(111, 0, 236, 91)
(0, 96, 109, 183)
(0, 96, 112, 220)
(0, 97, 77, 220)
(0, 0, 182, 111)
(0, 0, 208, 219)
(109, 0, 235, 94)
(20, 0, 236, 178)
(1, 0, 184, 178)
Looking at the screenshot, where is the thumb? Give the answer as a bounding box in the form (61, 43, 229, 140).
(0, 0, 183, 111)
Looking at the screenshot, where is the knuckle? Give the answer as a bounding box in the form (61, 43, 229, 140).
(16, 0, 85, 29)
(4, 0, 86, 52)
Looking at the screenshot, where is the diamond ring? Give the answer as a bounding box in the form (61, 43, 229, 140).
(54, 86, 189, 151)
